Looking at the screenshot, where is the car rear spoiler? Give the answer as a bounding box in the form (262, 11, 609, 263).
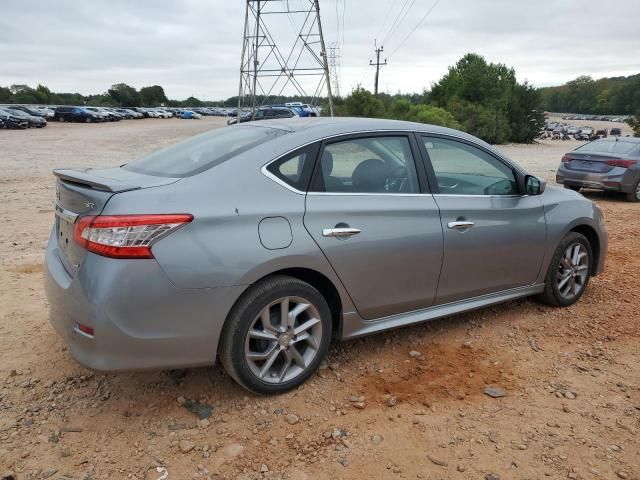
(53, 168, 140, 193)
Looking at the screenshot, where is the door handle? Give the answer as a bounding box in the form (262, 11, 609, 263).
(322, 227, 362, 238)
(447, 221, 475, 230)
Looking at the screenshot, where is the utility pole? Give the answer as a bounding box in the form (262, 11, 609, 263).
(369, 44, 387, 96)
(327, 42, 341, 98)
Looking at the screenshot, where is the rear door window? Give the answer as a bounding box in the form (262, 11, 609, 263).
(311, 136, 420, 194)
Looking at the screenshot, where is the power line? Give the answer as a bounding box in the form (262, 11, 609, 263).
(380, 0, 412, 46)
(382, 0, 419, 47)
(387, 0, 441, 59)
(374, 0, 400, 42)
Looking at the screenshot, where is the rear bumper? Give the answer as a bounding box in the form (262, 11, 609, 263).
(44, 229, 245, 372)
(556, 165, 638, 193)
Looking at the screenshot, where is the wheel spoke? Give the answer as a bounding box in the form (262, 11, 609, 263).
(570, 276, 577, 295)
(571, 245, 582, 265)
(288, 345, 305, 368)
(279, 297, 290, 330)
(294, 331, 319, 350)
(278, 355, 292, 382)
(261, 307, 276, 333)
(248, 329, 277, 341)
(575, 264, 589, 272)
(293, 317, 320, 336)
(557, 272, 572, 290)
(247, 342, 278, 361)
(259, 347, 281, 379)
(288, 303, 310, 326)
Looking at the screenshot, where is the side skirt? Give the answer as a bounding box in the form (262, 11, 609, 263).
(341, 284, 545, 339)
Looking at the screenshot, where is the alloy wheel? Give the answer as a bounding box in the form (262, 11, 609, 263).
(556, 243, 589, 300)
(244, 296, 323, 384)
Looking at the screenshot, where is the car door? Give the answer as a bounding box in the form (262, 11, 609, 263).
(419, 135, 547, 305)
(303, 133, 444, 320)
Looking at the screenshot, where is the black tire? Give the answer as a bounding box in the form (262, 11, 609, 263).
(58, 116, 65, 122)
(625, 180, 640, 202)
(537, 232, 592, 307)
(564, 185, 581, 192)
(85, 117, 92, 124)
(219, 275, 332, 394)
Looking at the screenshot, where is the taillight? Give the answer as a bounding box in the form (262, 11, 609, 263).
(73, 214, 193, 259)
(561, 155, 572, 163)
(605, 159, 636, 169)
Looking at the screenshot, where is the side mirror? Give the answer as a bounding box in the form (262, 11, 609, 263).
(525, 175, 546, 195)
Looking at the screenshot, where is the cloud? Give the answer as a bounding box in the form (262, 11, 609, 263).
(0, 0, 638, 100)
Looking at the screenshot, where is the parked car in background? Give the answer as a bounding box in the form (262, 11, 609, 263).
(85, 107, 114, 122)
(54, 106, 103, 123)
(10, 105, 48, 118)
(45, 118, 607, 394)
(3, 107, 47, 128)
(181, 110, 202, 119)
(594, 129, 608, 139)
(557, 137, 640, 201)
(609, 128, 622, 137)
(575, 128, 593, 141)
(227, 106, 299, 125)
(36, 107, 55, 119)
(0, 107, 29, 129)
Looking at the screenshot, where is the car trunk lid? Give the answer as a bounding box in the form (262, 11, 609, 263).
(53, 167, 179, 276)
(561, 152, 618, 173)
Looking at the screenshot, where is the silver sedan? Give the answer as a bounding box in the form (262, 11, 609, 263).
(45, 118, 607, 394)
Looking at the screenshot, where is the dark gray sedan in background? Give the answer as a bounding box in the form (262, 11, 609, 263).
(45, 118, 607, 394)
(557, 137, 640, 201)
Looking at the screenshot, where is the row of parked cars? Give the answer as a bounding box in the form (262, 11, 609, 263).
(0, 105, 222, 129)
(541, 123, 623, 141)
(561, 114, 628, 123)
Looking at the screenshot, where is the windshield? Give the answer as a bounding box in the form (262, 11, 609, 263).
(577, 139, 638, 155)
(124, 125, 287, 177)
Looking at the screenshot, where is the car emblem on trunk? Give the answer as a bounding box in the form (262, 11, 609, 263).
(86, 202, 95, 209)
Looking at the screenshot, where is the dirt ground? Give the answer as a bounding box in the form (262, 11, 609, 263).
(0, 118, 638, 480)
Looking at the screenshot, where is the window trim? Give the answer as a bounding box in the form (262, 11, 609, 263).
(264, 143, 320, 193)
(417, 133, 525, 196)
(309, 131, 430, 195)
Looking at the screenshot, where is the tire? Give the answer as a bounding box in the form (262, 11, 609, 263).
(58, 117, 65, 122)
(85, 117, 92, 123)
(625, 180, 640, 202)
(537, 232, 592, 307)
(564, 185, 581, 192)
(219, 275, 332, 394)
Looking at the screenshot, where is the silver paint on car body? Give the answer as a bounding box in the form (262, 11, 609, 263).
(44, 117, 608, 372)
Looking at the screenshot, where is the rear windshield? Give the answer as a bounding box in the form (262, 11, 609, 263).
(576, 140, 639, 155)
(124, 125, 287, 177)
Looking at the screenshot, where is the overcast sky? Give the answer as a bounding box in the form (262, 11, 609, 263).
(1, 0, 639, 100)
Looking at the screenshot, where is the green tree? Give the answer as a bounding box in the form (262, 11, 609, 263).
(108, 83, 140, 107)
(139, 85, 168, 106)
(627, 114, 640, 137)
(335, 88, 385, 117)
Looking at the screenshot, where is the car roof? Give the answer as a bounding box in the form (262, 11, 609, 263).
(235, 117, 488, 146)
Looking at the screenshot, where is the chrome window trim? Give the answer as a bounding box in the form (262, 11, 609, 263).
(432, 194, 524, 199)
(307, 192, 433, 197)
(260, 128, 527, 195)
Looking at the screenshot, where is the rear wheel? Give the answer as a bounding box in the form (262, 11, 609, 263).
(85, 117, 92, 123)
(537, 232, 592, 307)
(219, 276, 332, 394)
(58, 116, 65, 122)
(626, 180, 640, 202)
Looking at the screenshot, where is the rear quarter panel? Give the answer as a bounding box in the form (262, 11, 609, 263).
(101, 141, 357, 315)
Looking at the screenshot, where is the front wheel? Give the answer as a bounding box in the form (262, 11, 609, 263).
(537, 232, 592, 307)
(626, 181, 640, 202)
(219, 276, 332, 394)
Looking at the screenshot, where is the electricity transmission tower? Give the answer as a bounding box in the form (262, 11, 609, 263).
(327, 42, 341, 98)
(369, 44, 387, 96)
(237, 0, 334, 120)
